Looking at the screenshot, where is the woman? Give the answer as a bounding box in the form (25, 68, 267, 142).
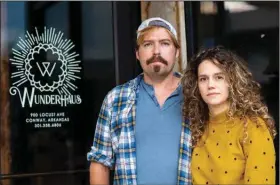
(182, 46, 276, 184)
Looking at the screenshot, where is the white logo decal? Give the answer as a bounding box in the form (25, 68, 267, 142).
(37, 62, 56, 77)
(9, 27, 82, 107)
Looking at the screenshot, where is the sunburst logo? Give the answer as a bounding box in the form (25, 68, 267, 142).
(9, 27, 82, 108)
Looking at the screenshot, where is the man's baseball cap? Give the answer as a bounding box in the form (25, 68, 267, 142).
(137, 17, 177, 40)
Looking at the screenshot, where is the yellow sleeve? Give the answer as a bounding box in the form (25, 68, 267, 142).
(243, 117, 276, 184)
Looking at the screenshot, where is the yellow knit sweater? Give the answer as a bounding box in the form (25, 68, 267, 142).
(191, 110, 276, 184)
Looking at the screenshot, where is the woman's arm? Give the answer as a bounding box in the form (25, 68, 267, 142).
(243, 117, 276, 184)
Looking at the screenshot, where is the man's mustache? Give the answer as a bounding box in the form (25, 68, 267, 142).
(146, 55, 168, 65)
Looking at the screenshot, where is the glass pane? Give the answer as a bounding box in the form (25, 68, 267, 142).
(1, 2, 115, 185)
(45, 2, 69, 37)
(82, 2, 114, 61)
(81, 2, 116, 166)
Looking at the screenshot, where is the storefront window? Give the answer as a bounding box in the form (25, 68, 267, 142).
(1, 2, 116, 185)
(1, 1, 141, 184)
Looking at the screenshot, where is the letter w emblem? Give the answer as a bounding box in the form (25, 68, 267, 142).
(36, 62, 56, 77)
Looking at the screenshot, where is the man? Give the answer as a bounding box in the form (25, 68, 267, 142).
(87, 17, 191, 185)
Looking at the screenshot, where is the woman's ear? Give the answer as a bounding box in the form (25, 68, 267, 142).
(176, 49, 180, 59)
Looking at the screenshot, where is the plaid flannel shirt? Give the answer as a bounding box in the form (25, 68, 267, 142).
(87, 73, 192, 185)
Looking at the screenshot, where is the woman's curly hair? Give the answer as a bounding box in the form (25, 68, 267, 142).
(182, 46, 277, 147)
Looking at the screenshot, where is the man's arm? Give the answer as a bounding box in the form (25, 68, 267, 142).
(89, 162, 110, 185)
(87, 93, 115, 185)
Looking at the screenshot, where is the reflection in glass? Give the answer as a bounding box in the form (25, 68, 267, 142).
(45, 2, 69, 37)
(224, 2, 257, 13)
(6, 2, 26, 54)
(2, 2, 116, 185)
(82, 2, 113, 61)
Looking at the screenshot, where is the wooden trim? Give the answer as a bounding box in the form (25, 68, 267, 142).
(175, 1, 182, 73)
(1, 169, 88, 180)
(140, 1, 150, 21)
(177, 2, 188, 71)
(0, 2, 12, 185)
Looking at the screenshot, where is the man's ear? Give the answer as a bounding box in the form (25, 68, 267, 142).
(136, 49, 140, 60)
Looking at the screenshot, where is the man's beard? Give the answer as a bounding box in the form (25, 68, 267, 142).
(153, 65, 161, 72)
(146, 55, 168, 73)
